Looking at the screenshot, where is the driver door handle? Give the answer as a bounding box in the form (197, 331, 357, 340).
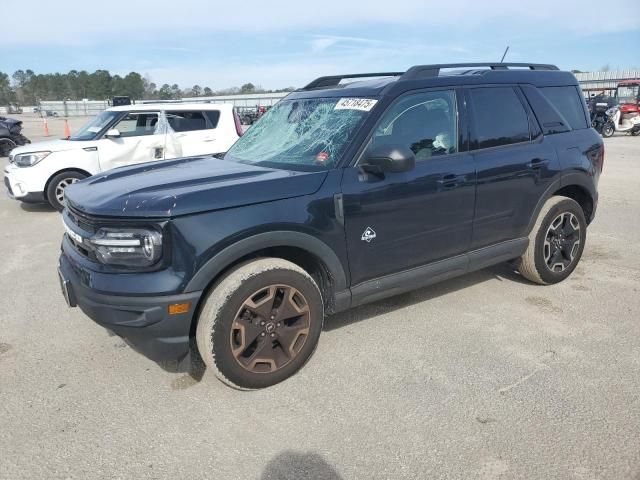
(527, 158, 549, 169)
(437, 173, 464, 189)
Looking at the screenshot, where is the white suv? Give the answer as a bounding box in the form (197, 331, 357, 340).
(4, 103, 243, 210)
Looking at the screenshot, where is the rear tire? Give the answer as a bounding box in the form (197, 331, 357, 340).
(46, 171, 87, 211)
(196, 258, 324, 389)
(517, 196, 586, 285)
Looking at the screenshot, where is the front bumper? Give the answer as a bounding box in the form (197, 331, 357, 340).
(58, 250, 202, 362)
(4, 165, 46, 202)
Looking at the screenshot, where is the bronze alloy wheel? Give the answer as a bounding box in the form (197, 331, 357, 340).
(230, 284, 311, 374)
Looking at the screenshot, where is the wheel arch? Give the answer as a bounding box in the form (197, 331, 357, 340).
(526, 175, 596, 234)
(44, 167, 93, 195)
(186, 231, 350, 330)
(552, 184, 594, 224)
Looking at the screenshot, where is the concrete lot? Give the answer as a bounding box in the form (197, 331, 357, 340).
(1, 116, 639, 479)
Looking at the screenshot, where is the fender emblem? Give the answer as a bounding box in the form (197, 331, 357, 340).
(361, 227, 376, 243)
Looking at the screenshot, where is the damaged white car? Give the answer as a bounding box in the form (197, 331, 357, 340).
(4, 103, 244, 210)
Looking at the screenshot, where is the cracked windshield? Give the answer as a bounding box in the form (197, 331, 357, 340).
(225, 97, 375, 170)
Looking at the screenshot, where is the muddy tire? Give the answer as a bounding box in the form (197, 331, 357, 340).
(517, 196, 587, 285)
(195, 258, 324, 390)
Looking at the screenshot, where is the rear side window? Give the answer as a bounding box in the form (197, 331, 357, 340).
(166, 110, 218, 132)
(468, 87, 530, 150)
(539, 86, 588, 130)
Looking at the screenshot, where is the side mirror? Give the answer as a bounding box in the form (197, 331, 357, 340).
(361, 144, 416, 174)
(105, 128, 121, 138)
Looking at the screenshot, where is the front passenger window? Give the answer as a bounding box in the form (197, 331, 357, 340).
(115, 113, 159, 137)
(370, 90, 457, 161)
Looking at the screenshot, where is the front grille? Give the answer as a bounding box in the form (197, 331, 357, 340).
(66, 206, 98, 234)
(63, 208, 98, 261)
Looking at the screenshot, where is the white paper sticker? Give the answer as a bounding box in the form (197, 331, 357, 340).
(335, 98, 378, 112)
(87, 126, 101, 133)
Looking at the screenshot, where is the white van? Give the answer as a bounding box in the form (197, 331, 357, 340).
(4, 103, 243, 210)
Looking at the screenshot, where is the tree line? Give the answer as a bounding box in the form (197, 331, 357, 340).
(0, 69, 294, 105)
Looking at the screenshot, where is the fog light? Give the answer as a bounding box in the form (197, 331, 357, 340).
(168, 303, 191, 315)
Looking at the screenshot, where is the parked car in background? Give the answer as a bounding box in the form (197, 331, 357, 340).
(58, 63, 603, 389)
(0, 117, 31, 157)
(4, 103, 244, 210)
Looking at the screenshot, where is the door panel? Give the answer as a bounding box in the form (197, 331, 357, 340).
(342, 154, 475, 285)
(466, 86, 560, 248)
(97, 112, 165, 171)
(471, 140, 559, 247)
(166, 110, 220, 157)
(341, 89, 476, 286)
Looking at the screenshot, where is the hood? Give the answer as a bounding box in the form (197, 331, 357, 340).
(64, 156, 328, 217)
(10, 138, 93, 155)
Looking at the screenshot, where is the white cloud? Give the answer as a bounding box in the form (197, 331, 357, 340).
(4, 0, 638, 45)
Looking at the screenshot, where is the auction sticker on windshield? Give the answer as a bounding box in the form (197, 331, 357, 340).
(335, 98, 378, 111)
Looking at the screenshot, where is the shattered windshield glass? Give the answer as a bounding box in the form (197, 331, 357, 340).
(225, 97, 375, 170)
(70, 110, 120, 141)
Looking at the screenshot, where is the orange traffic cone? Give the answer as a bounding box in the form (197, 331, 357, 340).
(63, 119, 71, 138)
(43, 117, 50, 137)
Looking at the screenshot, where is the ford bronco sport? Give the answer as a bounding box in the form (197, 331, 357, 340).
(58, 63, 603, 389)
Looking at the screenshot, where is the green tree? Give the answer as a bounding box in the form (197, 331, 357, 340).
(111, 75, 126, 96)
(158, 84, 173, 100)
(89, 70, 112, 99)
(203, 86, 213, 96)
(122, 72, 145, 99)
(191, 85, 202, 97)
(170, 84, 181, 99)
(0, 72, 15, 105)
(240, 82, 255, 93)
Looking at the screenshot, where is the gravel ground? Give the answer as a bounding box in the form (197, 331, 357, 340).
(0, 119, 639, 479)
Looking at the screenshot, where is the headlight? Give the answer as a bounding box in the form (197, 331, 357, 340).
(13, 151, 51, 167)
(89, 227, 163, 267)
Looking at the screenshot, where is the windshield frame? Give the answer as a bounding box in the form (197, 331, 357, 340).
(69, 110, 123, 141)
(224, 96, 379, 172)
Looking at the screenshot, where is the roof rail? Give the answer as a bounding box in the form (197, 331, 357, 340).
(401, 63, 559, 81)
(303, 72, 404, 90)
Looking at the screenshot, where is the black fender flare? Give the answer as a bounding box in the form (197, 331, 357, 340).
(184, 231, 348, 294)
(525, 172, 597, 234)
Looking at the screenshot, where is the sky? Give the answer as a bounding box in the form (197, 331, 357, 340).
(2, 0, 639, 90)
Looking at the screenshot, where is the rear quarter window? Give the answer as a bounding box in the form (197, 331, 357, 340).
(166, 110, 219, 132)
(539, 86, 588, 130)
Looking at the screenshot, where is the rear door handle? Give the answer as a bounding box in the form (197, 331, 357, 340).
(527, 158, 549, 169)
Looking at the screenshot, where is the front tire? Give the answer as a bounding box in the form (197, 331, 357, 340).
(196, 258, 324, 389)
(517, 196, 587, 285)
(46, 171, 87, 211)
(601, 123, 615, 138)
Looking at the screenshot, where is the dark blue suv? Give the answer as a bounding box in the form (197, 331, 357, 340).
(58, 63, 603, 389)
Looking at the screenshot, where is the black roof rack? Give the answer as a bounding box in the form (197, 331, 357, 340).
(302, 63, 560, 91)
(400, 63, 559, 81)
(303, 72, 404, 90)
